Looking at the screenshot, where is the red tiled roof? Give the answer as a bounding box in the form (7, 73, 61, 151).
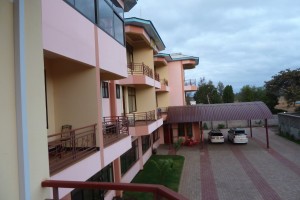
(166, 102, 273, 123)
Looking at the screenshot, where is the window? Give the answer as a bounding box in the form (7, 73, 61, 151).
(120, 140, 139, 175)
(152, 130, 160, 142)
(71, 163, 114, 200)
(102, 82, 109, 98)
(142, 135, 151, 154)
(64, 0, 124, 45)
(187, 123, 193, 137)
(126, 43, 134, 64)
(97, 0, 124, 44)
(128, 87, 136, 113)
(116, 84, 120, 99)
(65, 0, 96, 23)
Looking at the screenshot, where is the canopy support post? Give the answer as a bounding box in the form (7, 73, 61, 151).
(265, 119, 269, 149)
(250, 120, 253, 138)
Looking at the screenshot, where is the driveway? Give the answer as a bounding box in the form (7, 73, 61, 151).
(158, 127, 300, 200)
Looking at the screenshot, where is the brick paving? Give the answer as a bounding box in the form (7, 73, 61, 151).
(157, 127, 300, 200)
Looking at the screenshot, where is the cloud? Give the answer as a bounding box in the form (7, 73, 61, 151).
(126, 0, 300, 92)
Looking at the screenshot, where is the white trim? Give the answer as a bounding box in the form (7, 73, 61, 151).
(14, 1, 31, 200)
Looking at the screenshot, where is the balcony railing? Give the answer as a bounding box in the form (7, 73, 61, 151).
(48, 124, 97, 175)
(127, 62, 153, 78)
(41, 180, 188, 200)
(160, 78, 168, 86)
(102, 116, 129, 146)
(184, 79, 197, 86)
(126, 110, 156, 126)
(154, 72, 160, 81)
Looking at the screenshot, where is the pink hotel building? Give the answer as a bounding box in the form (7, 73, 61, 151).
(1, 0, 198, 199)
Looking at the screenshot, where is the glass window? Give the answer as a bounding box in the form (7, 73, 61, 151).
(121, 140, 139, 175)
(142, 135, 151, 154)
(98, 0, 114, 36)
(116, 84, 121, 99)
(114, 14, 124, 44)
(128, 87, 136, 113)
(152, 130, 160, 142)
(74, 0, 96, 23)
(111, 0, 124, 18)
(102, 82, 109, 98)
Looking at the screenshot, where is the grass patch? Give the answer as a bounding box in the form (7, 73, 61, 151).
(123, 155, 184, 200)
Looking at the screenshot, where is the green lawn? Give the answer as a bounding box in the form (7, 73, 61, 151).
(123, 155, 185, 200)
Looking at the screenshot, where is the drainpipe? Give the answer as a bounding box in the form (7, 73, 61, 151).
(14, 1, 31, 200)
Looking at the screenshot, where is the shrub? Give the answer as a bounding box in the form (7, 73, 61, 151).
(217, 124, 225, 129)
(203, 123, 208, 130)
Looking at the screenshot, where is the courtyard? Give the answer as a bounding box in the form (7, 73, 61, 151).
(158, 127, 300, 200)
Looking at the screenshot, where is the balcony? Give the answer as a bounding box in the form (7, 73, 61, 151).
(102, 116, 129, 147)
(126, 110, 163, 136)
(119, 63, 160, 88)
(156, 78, 170, 92)
(48, 124, 97, 175)
(184, 79, 197, 91)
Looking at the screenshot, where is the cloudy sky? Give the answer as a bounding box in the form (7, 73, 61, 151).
(125, 0, 300, 92)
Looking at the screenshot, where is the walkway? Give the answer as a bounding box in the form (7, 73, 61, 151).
(157, 127, 300, 200)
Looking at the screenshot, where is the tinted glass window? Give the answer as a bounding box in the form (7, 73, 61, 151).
(212, 132, 223, 136)
(235, 130, 245, 134)
(114, 14, 124, 44)
(112, 0, 124, 18)
(74, 0, 96, 22)
(98, 0, 114, 36)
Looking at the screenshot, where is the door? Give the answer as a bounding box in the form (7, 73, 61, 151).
(163, 124, 173, 144)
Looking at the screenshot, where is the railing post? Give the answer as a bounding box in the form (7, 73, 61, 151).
(71, 130, 76, 159)
(133, 113, 136, 126)
(53, 187, 59, 200)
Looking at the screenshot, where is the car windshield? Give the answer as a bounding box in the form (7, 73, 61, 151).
(234, 130, 245, 134)
(212, 132, 223, 136)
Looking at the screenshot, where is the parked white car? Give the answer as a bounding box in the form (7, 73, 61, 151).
(208, 129, 225, 143)
(227, 128, 248, 144)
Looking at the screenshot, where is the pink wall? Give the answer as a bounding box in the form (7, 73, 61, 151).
(103, 136, 132, 166)
(42, 0, 96, 66)
(50, 152, 101, 198)
(98, 30, 127, 78)
(129, 118, 163, 136)
(168, 61, 185, 106)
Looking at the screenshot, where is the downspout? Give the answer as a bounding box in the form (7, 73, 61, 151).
(14, 1, 31, 200)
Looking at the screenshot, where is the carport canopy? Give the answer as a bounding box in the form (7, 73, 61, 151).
(166, 101, 274, 148)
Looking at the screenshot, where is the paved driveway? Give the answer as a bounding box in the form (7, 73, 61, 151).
(158, 127, 300, 200)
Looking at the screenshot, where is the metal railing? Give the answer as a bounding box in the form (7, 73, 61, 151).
(102, 116, 129, 146)
(127, 62, 153, 78)
(154, 72, 160, 81)
(126, 110, 156, 126)
(160, 79, 168, 86)
(184, 79, 197, 86)
(41, 180, 188, 200)
(48, 124, 97, 175)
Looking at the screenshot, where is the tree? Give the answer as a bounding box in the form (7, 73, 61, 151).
(217, 81, 224, 99)
(265, 68, 300, 106)
(223, 85, 234, 103)
(194, 80, 222, 104)
(238, 85, 255, 102)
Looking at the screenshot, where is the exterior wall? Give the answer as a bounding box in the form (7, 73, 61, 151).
(133, 46, 154, 70)
(167, 61, 185, 106)
(50, 152, 102, 198)
(98, 30, 127, 78)
(0, 2, 20, 199)
(42, 0, 96, 66)
(45, 61, 98, 132)
(136, 87, 156, 112)
(278, 113, 300, 139)
(0, 1, 50, 199)
(157, 92, 170, 108)
(102, 98, 111, 117)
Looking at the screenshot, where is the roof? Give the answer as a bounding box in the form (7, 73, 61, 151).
(155, 53, 199, 65)
(124, 0, 138, 12)
(125, 17, 165, 51)
(166, 102, 273, 123)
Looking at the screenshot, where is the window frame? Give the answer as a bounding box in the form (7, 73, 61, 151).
(128, 87, 137, 113)
(102, 81, 109, 98)
(116, 84, 121, 99)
